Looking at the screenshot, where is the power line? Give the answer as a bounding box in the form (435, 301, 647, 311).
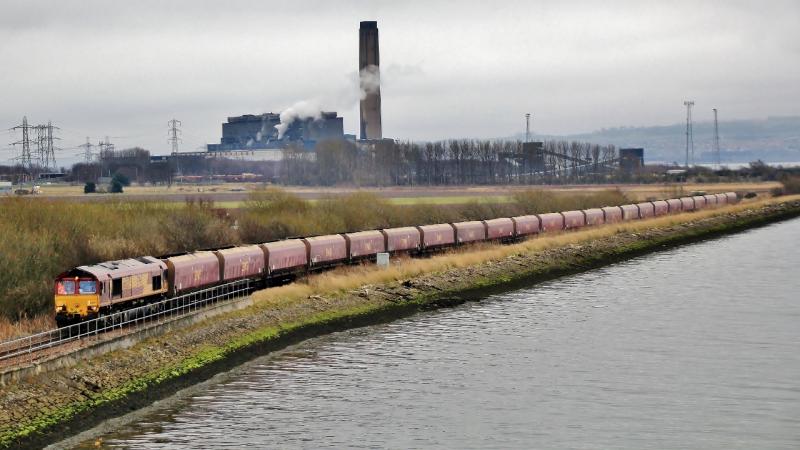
(683, 100, 694, 168)
(35, 121, 59, 170)
(97, 136, 115, 156)
(10, 116, 33, 170)
(168, 119, 182, 153)
(77, 137, 96, 164)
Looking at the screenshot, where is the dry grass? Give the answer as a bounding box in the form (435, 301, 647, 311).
(250, 196, 799, 310)
(0, 315, 55, 341)
(781, 176, 800, 195)
(0, 198, 237, 319)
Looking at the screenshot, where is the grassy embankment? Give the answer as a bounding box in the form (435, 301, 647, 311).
(2, 195, 799, 450)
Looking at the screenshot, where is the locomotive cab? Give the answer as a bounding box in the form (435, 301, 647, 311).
(55, 271, 101, 326)
(54, 257, 169, 327)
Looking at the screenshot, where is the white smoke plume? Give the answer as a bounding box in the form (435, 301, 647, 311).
(359, 64, 381, 100)
(273, 100, 323, 138)
(269, 65, 386, 139)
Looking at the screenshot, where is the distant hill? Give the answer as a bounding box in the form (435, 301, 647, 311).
(520, 116, 800, 165)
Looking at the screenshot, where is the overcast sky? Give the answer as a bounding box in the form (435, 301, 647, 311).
(1, 0, 798, 164)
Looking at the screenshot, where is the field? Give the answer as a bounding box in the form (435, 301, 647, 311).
(25, 181, 781, 206)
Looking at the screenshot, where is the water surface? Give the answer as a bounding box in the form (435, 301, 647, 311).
(73, 218, 800, 449)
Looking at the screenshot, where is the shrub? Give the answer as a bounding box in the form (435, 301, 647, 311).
(112, 172, 131, 186)
(83, 182, 96, 194)
(780, 175, 800, 194)
(110, 179, 124, 193)
(512, 189, 629, 214)
(0, 198, 236, 319)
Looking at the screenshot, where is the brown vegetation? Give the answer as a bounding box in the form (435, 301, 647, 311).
(0, 187, 633, 333)
(0, 198, 236, 323)
(780, 175, 800, 195)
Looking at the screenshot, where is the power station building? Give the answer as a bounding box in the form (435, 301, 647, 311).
(206, 112, 344, 152)
(204, 20, 385, 157)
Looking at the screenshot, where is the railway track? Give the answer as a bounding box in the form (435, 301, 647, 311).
(0, 280, 251, 370)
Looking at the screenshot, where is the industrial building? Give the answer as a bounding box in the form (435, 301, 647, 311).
(619, 148, 645, 171)
(206, 112, 344, 152)
(202, 20, 384, 159)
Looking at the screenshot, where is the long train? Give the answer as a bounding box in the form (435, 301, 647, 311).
(54, 192, 738, 326)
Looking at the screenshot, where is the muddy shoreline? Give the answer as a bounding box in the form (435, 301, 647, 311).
(2, 199, 799, 449)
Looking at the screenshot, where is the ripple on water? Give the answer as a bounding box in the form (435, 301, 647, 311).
(72, 219, 800, 450)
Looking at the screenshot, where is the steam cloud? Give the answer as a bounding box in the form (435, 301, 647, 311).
(359, 64, 381, 99)
(270, 64, 382, 139)
(273, 100, 323, 138)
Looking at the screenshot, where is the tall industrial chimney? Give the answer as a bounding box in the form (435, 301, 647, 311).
(359, 20, 382, 140)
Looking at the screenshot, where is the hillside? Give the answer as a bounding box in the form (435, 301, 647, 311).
(522, 116, 800, 165)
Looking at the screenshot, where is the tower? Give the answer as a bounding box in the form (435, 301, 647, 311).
(168, 119, 182, 153)
(11, 116, 33, 170)
(359, 21, 382, 140)
(525, 113, 531, 142)
(712, 108, 721, 168)
(683, 100, 694, 167)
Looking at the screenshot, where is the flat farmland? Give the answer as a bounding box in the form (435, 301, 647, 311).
(27, 182, 781, 206)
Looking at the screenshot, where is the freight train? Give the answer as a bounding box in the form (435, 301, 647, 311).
(54, 192, 738, 326)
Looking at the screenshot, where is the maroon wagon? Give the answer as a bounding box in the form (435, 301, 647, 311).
(260, 239, 308, 275)
(582, 208, 604, 227)
(511, 215, 540, 237)
(538, 213, 565, 232)
(452, 221, 487, 244)
(381, 227, 422, 252)
(692, 195, 707, 210)
(344, 230, 386, 260)
(620, 204, 640, 221)
(165, 252, 221, 295)
(417, 224, 456, 250)
(665, 198, 682, 213)
(636, 202, 655, 219)
(561, 210, 586, 230)
(483, 218, 515, 240)
(651, 200, 669, 216)
(214, 245, 265, 282)
(303, 235, 348, 268)
(601, 206, 623, 223)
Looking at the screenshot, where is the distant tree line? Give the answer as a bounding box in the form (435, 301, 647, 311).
(281, 139, 619, 186)
(70, 147, 174, 185)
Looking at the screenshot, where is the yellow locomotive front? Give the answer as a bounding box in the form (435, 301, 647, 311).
(55, 275, 100, 326)
(55, 257, 169, 327)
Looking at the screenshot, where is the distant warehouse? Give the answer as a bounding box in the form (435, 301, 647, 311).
(206, 112, 345, 153)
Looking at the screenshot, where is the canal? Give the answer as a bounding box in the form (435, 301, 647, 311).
(68, 218, 800, 449)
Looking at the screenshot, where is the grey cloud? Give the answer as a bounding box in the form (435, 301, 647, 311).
(1, 0, 798, 164)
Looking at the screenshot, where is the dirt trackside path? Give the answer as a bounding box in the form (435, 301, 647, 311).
(1, 196, 799, 449)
